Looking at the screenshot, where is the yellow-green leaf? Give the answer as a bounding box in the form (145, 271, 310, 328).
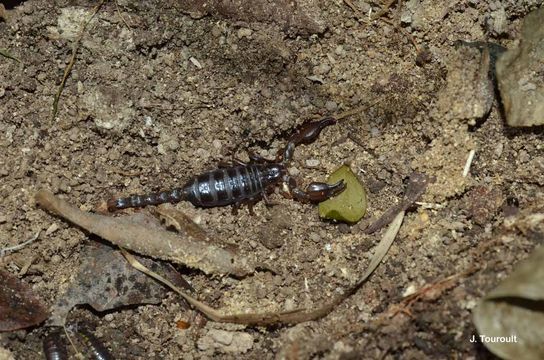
(319, 165, 367, 223)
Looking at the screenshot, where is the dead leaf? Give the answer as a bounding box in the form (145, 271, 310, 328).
(48, 244, 189, 326)
(0, 269, 48, 331)
(473, 246, 544, 359)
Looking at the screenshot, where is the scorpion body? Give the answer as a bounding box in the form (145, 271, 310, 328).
(108, 118, 345, 211)
(111, 163, 283, 209)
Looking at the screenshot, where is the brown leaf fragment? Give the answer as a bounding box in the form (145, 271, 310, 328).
(473, 246, 544, 359)
(48, 244, 189, 326)
(365, 172, 433, 234)
(35, 189, 254, 276)
(0, 269, 48, 332)
(175, 0, 325, 35)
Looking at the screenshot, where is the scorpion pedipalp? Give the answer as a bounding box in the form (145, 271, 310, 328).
(288, 179, 346, 203)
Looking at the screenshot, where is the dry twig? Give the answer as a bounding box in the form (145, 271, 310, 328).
(122, 211, 405, 325)
(51, 0, 106, 121)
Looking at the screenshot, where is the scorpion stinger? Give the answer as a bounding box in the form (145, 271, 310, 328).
(107, 118, 346, 212)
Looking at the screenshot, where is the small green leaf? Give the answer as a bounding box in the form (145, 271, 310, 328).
(319, 165, 367, 223)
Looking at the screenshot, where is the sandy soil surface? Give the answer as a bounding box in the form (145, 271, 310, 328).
(1, 1, 543, 359)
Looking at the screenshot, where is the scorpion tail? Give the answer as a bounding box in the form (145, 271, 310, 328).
(107, 188, 187, 211)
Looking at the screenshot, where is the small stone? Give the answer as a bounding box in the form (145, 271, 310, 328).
(50, 254, 62, 264)
(212, 139, 222, 150)
(305, 159, 320, 167)
(400, 10, 412, 24)
(309, 232, 321, 243)
(45, 223, 59, 236)
(288, 167, 300, 176)
(325, 100, 338, 111)
(211, 25, 222, 37)
(157, 144, 166, 155)
(496, 7, 544, 127)
(210, 330, 233, 345)
(284, 298, 296, 311)
(237, 28, 252, 38)
(198, 330, 254, 353)
(313, 63, 331, 75)
(335, 45, 345, 57)
(195, 148, 210, 161)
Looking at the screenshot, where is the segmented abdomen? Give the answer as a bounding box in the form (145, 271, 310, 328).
(43, 329, 67, 360)
(183, 164, 265, 207)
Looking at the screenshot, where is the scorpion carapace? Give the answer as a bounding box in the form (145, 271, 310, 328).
(107, 118, 346, 211)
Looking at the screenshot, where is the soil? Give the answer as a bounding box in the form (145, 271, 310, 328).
(1, 1, 543, 359)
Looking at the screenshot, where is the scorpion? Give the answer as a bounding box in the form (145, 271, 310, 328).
(107, 118, 346, 212)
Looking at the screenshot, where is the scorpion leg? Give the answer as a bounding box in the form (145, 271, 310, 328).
(287, 176, 346, 202)
(281, 117, 337, 162)
(248, 151, 274, 163)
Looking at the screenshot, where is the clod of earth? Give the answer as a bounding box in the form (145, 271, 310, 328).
(496, 7, 544, 127)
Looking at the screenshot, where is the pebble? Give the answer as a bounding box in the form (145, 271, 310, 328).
(195, 148, 211, 161)
(45, 223, 59, 236)
(313, 63, 331, 75)
(198, 330, 254, 353)
(325, 100, 338, 111)
(284, 298, 296, 311)
(335, 45, 346, 57)
(237, 28, 252, 38)
(212, 139, 222, 150)
(305, 159, 320, 167)
(288, 167, 300, 176)
(309, 232, 321, 243)
(211, 25, 222, 37)
(50, 254, 62, 264)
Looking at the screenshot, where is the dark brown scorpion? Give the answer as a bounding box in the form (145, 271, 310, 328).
(107, 118, 346, 212)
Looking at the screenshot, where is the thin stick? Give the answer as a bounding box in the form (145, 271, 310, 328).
(333, 98, 382, 121)
(0, 230, 41, 257)
(120, 210, 405, 326)
(114, 0, 131, 29)
(51, 0, 106, 121)
(463, 149, 476, 177)
(0, 48, 21, 63)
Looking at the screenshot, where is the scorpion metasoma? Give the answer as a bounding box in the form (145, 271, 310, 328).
(107, 118, 346, 212)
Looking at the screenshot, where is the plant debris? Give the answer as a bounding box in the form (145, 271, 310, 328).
(319, 165, 367, 223)
(473, 246, 544, 359)
(365, 172, 432, 234)
(48, 243, 189, 326)
(122, 210, 405, 326)
(35, 190, 255, 276)
(0, 269, 49, 332)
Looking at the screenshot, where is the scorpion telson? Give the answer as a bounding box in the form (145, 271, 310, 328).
(107, 118, 346, 211)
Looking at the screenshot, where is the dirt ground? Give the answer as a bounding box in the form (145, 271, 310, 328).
(1, 0, 543, 359)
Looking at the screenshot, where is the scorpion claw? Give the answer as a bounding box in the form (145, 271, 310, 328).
(289, 118, 337, 146)
(291, 180, 346, 202)
(281, 117, 337, 163)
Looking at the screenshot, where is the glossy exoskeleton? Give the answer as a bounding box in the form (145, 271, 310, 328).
(107, 118, 345, 211)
